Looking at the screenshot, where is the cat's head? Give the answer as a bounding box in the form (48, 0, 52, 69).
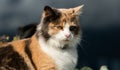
(37, 5, 83, 48)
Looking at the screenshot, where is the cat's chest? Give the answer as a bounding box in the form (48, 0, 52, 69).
(40, 46, 78, 70)
(53, 49, 78, 70)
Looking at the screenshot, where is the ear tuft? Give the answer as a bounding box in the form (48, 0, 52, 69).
(73, 5, 84, 16)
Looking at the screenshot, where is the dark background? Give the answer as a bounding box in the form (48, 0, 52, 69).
(0, 0, 120, 70)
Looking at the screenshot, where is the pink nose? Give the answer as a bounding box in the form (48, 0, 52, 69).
(65, 34, 71, 38)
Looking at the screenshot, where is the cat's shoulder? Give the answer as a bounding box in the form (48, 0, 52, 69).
(0, 38, 30, 53)
(0, 38, 29, 46)
(0, 38, 30, 70)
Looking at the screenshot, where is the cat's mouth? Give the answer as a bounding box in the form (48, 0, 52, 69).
(61, 44, 69, 49)
(64, 39, 69, 41)
(63, 38, 71, 42)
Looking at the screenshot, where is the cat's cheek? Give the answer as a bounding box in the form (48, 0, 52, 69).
(48, 29, 59, 36)
(54, 31, 66, 40)
(70, 34, 74, 39)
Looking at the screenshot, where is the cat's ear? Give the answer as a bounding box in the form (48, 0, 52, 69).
(44, 6, 55, 17)
(73, 5, 84, 16)
(43, 6, 60, 21)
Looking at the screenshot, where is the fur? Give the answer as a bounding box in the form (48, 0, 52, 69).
(18, 23, 38, 39)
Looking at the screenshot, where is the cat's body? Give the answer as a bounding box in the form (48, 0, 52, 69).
(0, 5, 83, 70)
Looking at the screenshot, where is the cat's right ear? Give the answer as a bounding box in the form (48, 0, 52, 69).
(43, 6, 61, 22)
(44, 6, 56, 18)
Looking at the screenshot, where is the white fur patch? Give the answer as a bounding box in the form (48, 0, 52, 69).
(38, 36, 78, 70)
(38, 25, 81, 70)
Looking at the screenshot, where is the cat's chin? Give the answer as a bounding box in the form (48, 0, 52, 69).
(64, 39, 69, 41)
(63, 39, 71, 42)
(62, 38, 73, 42)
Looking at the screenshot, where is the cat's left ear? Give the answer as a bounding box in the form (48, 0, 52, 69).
(73, 5, 84, 16)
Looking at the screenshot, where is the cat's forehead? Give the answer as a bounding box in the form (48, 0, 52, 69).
(56, 9, 77, 22)
(58, 8, 75, 16)
(59, 8, 73, 13)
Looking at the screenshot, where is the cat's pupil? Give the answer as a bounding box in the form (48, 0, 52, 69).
(70, 26, 78, 31)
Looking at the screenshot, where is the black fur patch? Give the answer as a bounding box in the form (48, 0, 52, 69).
(44, 6, 61, 22)
(40, 21, 51, 41)
(0, 45, 28, 70)
(18, 23, 38, 39)
(25, 39, 37, 70)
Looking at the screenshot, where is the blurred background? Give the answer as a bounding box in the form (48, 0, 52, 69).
(0, 0, 120, 70)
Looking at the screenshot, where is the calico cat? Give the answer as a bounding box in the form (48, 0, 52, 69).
(0, 5, 83, 70)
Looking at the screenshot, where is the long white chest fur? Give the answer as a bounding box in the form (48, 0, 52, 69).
(38, 37, 78, 70)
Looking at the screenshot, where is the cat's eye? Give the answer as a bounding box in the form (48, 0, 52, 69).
(56, 26, 63, 29)
(70, 26, 78, 31)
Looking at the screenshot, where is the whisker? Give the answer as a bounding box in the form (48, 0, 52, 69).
(81, 39, 88, 44)
(78, 42, 88, 56)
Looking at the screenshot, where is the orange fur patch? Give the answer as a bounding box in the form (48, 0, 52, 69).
(29, 35, 57, 70)
(0, 35, 56, 70)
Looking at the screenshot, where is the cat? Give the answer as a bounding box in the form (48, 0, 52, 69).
(0, 5, 83, 70)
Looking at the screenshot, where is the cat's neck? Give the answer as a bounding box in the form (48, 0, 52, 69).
(37, 34, 78, 70)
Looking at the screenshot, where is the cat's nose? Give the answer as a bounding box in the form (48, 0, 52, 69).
(65, 34, 71, 38)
